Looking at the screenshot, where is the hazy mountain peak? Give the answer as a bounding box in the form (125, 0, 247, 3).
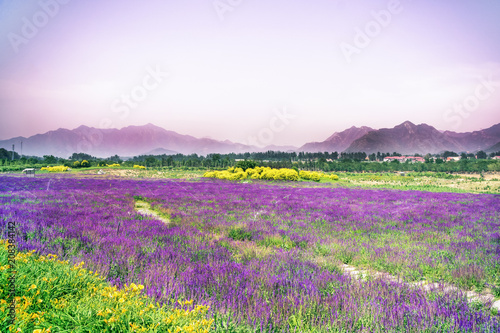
(0, 123, 292, 157)
(299, 125, 374, 152)
(346, 122, 500, 154)
(395, 121, 417, 129)
(74, 125, 90, 130)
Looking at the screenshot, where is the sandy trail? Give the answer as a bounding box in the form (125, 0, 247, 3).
(340, 264, 500, 311)
(134, 200, 170, 224)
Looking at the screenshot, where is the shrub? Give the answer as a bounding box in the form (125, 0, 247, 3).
(299, 171, 322, 182)
(235, 160, 257, 171)
(40, 166, 69, 172)
(203, 170, 247, 181)
(203, 167, 335, 183)
(258, 235, 295, 250)
(228, 227, 253, 241)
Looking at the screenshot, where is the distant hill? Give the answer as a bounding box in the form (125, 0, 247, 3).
(443, 123, 500, 153)
(1, 121, 499, 158)
(299, 126, 374, 153)
(486, 141, 500, 153)
(143, 148, 179, 156)
(344, 121, 500, 154)
(0, 124, 293, 158)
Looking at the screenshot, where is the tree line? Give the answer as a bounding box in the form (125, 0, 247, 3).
(1, 149, 499, 173)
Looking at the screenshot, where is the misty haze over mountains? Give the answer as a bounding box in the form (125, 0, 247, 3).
(1, 122, 499, 158)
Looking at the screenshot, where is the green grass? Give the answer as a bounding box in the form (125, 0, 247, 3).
(4, 165, 499, 193)
(331, 172, 500, 194)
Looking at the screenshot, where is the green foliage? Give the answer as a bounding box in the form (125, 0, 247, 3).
(70, 153, 96, 161)
(228, 227, 253, 241)
(2, 148, 500, 176)
(133, 195, 146, 201)
(43, 155, 58, 165)
(235, 160, 257, 171)
(71, 160, 91, 168)
(0, 148, 19, 160)
(337, 247, 356, 265)
(313, 244, 331, 256)
(258, 235, 296, 250)
(492, 282, 500, 298)
(476, 151, 487, 160)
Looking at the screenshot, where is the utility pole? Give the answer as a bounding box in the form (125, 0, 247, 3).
(11, 144, 14, 161)
(20, 141, 23, 158)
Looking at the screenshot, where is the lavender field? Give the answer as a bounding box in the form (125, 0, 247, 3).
(2, 174, 500, 332)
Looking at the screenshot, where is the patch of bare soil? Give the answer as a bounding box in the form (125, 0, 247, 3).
(340, 264, 500, 311)
(134, 201, 170, 224)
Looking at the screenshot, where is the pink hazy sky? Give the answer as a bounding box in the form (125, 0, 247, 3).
(0, 0, 499, 146)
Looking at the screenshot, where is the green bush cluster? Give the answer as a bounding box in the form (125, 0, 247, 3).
(228, 227, 253, 241)
(72, 160, 91, 168)
(299, 171, 339, 182)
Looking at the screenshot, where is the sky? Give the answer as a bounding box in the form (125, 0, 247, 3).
(0, 0, 500, 147)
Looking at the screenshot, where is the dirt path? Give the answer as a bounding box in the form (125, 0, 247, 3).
(134, 201, 170, 224)
(340, 264, 500, 311)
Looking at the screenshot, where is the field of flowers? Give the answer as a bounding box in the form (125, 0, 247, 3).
(0, 241, 212, 332)
(1, 174, 500, 332)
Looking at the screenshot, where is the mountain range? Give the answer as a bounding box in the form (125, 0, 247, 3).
(0, 124, 260, 158)
(0, 121, 499, 158)
(345, 121, 500, 155)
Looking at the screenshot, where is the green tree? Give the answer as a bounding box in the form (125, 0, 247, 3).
(43, 155, 57, 164)
(145, 157, 157, 167)
(235, 160, 257, 171)
(443, 151, 458, 159)
(70, 153, 96, 161)
(476, 151, 487, 159)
